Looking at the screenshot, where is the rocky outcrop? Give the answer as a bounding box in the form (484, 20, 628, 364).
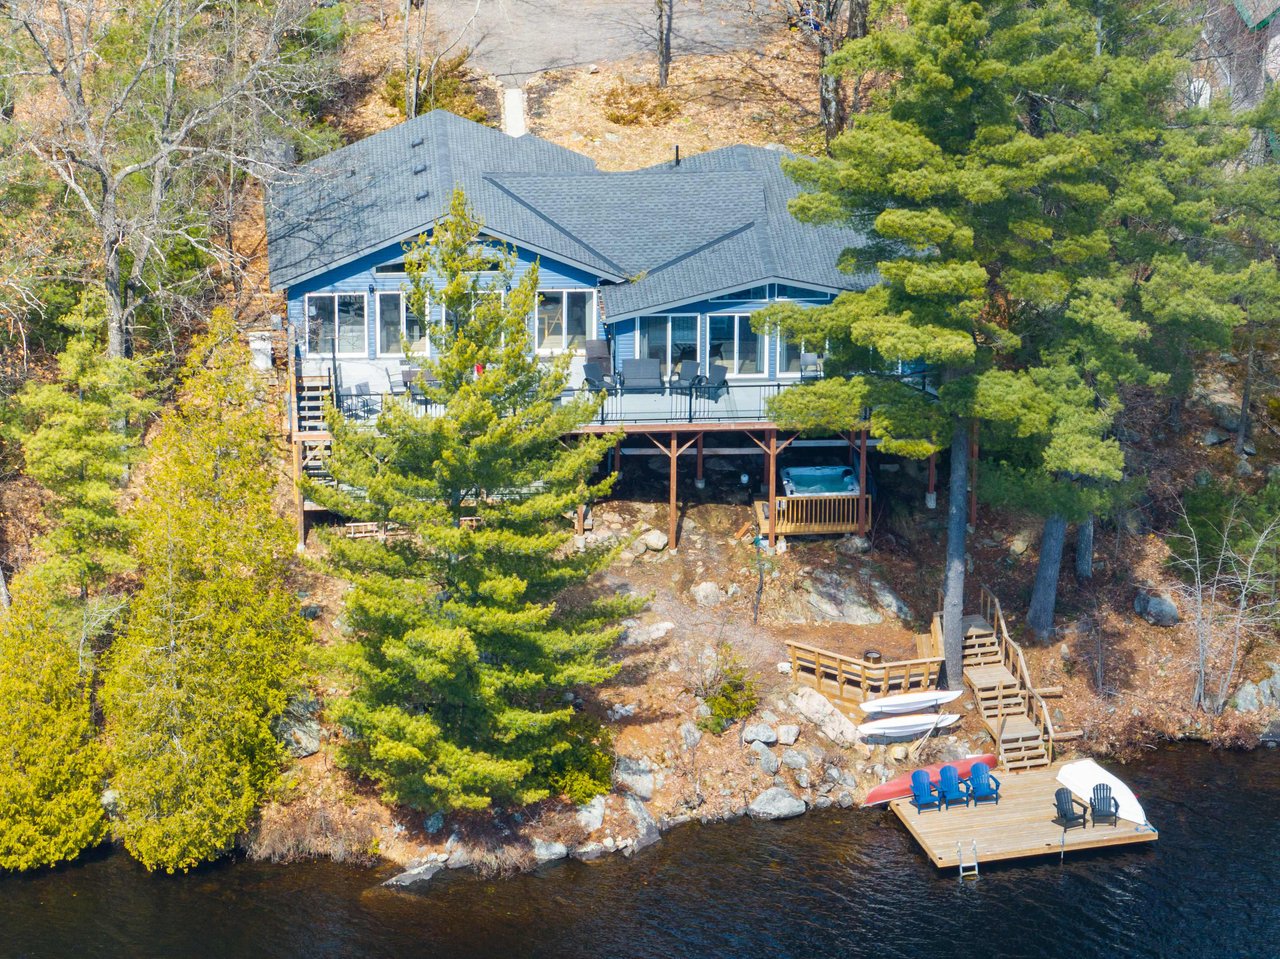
(792, 569, 883, 625)
(1234, 663, 1280, 712)
(747, 787, 806, 820)
(625, 796, 661, 852)
(273, 693, 322, 758)
(613, 756, 655, 800)
(742, 723, 777, 745)
(789, 687, 860, 747)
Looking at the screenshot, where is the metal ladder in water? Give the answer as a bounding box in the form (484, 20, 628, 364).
(956, 840, 979, 880)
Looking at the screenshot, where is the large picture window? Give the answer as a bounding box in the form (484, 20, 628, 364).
(708, 313, 766, 376)
(536, 290, 592, 352)
(638, 315, 698, 379)
(377, 291, 428, 356)
(306, 293, 366, 356)
(777, 330, 805, 375)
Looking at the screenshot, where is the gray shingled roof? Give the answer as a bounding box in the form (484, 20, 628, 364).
(266, 111, 875, 317)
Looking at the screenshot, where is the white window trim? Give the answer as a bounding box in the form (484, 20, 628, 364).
(707, 312, 770, 379)
(305, 292, 368, 358)
(636, 313, 700, 378)
(535, 289, 597, 355)
(776, 328, 805, 380)
(376, 290, 432, 357)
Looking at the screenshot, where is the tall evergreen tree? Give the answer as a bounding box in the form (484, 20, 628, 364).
(311, 190, 635, 813)
(103, 311, 306, 872)
(0, 568, 106, 871)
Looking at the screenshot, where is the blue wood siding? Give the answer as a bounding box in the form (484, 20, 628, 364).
(287, 238, 599, 358)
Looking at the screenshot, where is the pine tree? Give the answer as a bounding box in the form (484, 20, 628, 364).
(0, 568, 106, 871)
(310, 189, 636, 813)
(9, 290, 154, 598)
(765, 0, 1252, 651)
(102, 311, 306, 872)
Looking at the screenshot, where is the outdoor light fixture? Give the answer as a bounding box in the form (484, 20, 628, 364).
(740, 473, 750, 486)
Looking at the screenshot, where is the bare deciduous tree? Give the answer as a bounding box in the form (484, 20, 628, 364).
(0, 0, 333, 356)
(1169, 497, 1280, 714)
(778, 0, 870, 142)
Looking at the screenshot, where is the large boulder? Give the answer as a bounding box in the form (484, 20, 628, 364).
(576, 795, 606, 833)
(383, 859, 444, 888)
(866, 574, 913, 621)
(1233, 663, 1280, 712)
(613, 756, 655, 800)
(747, 787, 807, 821)
(531, 838, 568, 863)
(749, 740, 781, 774)
(639, 528, 669, 552)
(1134, 590, 1180, 627)
(777, 724, 800, 746)
(793, 569, 883, 625)
(742, 723, 777, 745)
(691, 581, 726, 607)
(789, 687, 860, 747)
(625, 795, 661, 852)
(273, 693, 322, 758)
(1192, 372, 1243, 433)
(678, 721, 703, 750)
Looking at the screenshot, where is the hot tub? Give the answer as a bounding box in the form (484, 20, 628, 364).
(781, 465, 859, 497)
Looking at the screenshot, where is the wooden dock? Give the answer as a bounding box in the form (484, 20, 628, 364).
(889, 764, 1158, 870)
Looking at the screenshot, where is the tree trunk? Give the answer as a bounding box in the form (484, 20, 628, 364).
(1027, 514, 1067, 640)
(1235, 340, 1254, 456)
(656, 0, 674, 88)
(845, 0, 868, 40)
(104, 240, 129, 359)
(817, 31, 845, 143)
(1075, 513, 1094, 582)
(941, 416, 969, 690)
(0, 566, 10, 611)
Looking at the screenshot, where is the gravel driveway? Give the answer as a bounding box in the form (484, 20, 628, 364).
(432, 0, 781, 84)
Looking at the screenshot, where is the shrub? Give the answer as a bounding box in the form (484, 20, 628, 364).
(696, 648, 759, 735)
(549, 716, 614, 805)
(383, 50, 488, 123)
(602, 79, 679, 126)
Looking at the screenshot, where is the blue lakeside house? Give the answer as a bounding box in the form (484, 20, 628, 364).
(267, 110, 934, 545)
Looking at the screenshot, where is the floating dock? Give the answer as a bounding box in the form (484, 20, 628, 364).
(889, 764, 1158, 870)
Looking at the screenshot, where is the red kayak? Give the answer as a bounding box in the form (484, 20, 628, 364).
(862, 754, 999, 807)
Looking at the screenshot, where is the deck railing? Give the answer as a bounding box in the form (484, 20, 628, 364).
(786, 640, 943, 704)
(978, 585, 1058, 761)
(766, 492, 871, 535)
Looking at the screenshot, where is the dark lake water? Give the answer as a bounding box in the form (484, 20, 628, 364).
(2, 744, 1276, 959)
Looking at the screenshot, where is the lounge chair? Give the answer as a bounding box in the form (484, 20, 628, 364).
(937, 764, 971, 810)
(909, 769, 941, 814)
(694, 363, 728, 399)
(620, 358, 664, 392)
(968, 762, 1000, 805)
(1053, 787, 1088, 830)
(581, 362, 616, 392)
(1090, 783, 1120, 827)
(800, 352, 822, 379)
(670, 360, 700, 391)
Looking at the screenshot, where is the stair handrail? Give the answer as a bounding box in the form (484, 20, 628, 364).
(979, 585, 1057, 761)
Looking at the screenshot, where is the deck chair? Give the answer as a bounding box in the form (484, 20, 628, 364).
(937, 764, 971, 810)
(968, 762, 1001, 805)
(1053, 787, 1088, 830)
(910, 769, 941, 814)
(584, 338, 611, 367)
(800, 352, 822, 379)
(694, 363, 729, 400)
(581, 362, 616, 392)
(620, 358, 664, 392)
(1090, 783, 1120, 827)
(670, 360, 700, 392)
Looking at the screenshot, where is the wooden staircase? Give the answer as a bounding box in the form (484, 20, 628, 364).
(940, 587, 1082, 771)
(295, 375, 331, 434)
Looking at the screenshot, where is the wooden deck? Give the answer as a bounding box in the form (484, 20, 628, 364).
(753, 492, 871, 536)
(889, 764, 1158, 869)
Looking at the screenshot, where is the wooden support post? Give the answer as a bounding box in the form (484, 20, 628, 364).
(614, 442, 622, 475)
(767, 428, 778, 547)
(969, 421, 979, 530)
(669, 431, 679, 548)
(292, 439, 306, 552)
(848, 431, 856, 466)
(575, 504, 586, 535)
(858, 427, 869, 535)
(695, 433, 704, 487)
(926, 452, 938, 510)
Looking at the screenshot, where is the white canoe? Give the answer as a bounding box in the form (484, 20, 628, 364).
(857, 713, 960, 739)
(1056, 759, 1149, 826)
(859, 690, 963, 716)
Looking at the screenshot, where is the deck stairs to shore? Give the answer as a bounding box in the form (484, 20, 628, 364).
(935, 587, 1081, 771)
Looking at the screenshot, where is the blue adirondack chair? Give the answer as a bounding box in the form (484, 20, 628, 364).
(1053, 787, 1088, 830)
(968, 762, 1001, 805)
(1091, 783, 1120, 827)
(910, 769, 941, 814)
(938, 764, 971, 809)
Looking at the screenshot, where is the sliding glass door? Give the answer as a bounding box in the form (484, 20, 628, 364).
(708, 313, 767, 376)
(638, 315, 698, 379)
(305, 293, 367, 357)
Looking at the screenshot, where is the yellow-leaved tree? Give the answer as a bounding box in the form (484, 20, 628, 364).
(103, 311, 307, 872)
(0, 570, 107, 871)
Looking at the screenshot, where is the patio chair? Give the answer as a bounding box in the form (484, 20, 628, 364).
(937, 764, 971, 810)
(694, 363, 729, 400)
(670, 360, 700, 391)
(1053, 787, 1088, 830)
(968, 762, 1001, 805)
(1090, 783, 1120, 827)
(800, 352, 822, 379)
(909, 769, 941, 814)
(620, 358, 664, 392)
(581, 362, 616, 392)
(584, 338, 611, 367)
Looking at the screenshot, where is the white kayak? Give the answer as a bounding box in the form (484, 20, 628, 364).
(859, 690, 963, 716)
(1056, 759, 1149, 826)
(857, 713, 960, 739)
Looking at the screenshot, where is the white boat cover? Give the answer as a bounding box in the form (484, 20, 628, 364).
(856, 713, 960, 738)
(1056, 759, 1148, 825)
(859, 690, 963, 716)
